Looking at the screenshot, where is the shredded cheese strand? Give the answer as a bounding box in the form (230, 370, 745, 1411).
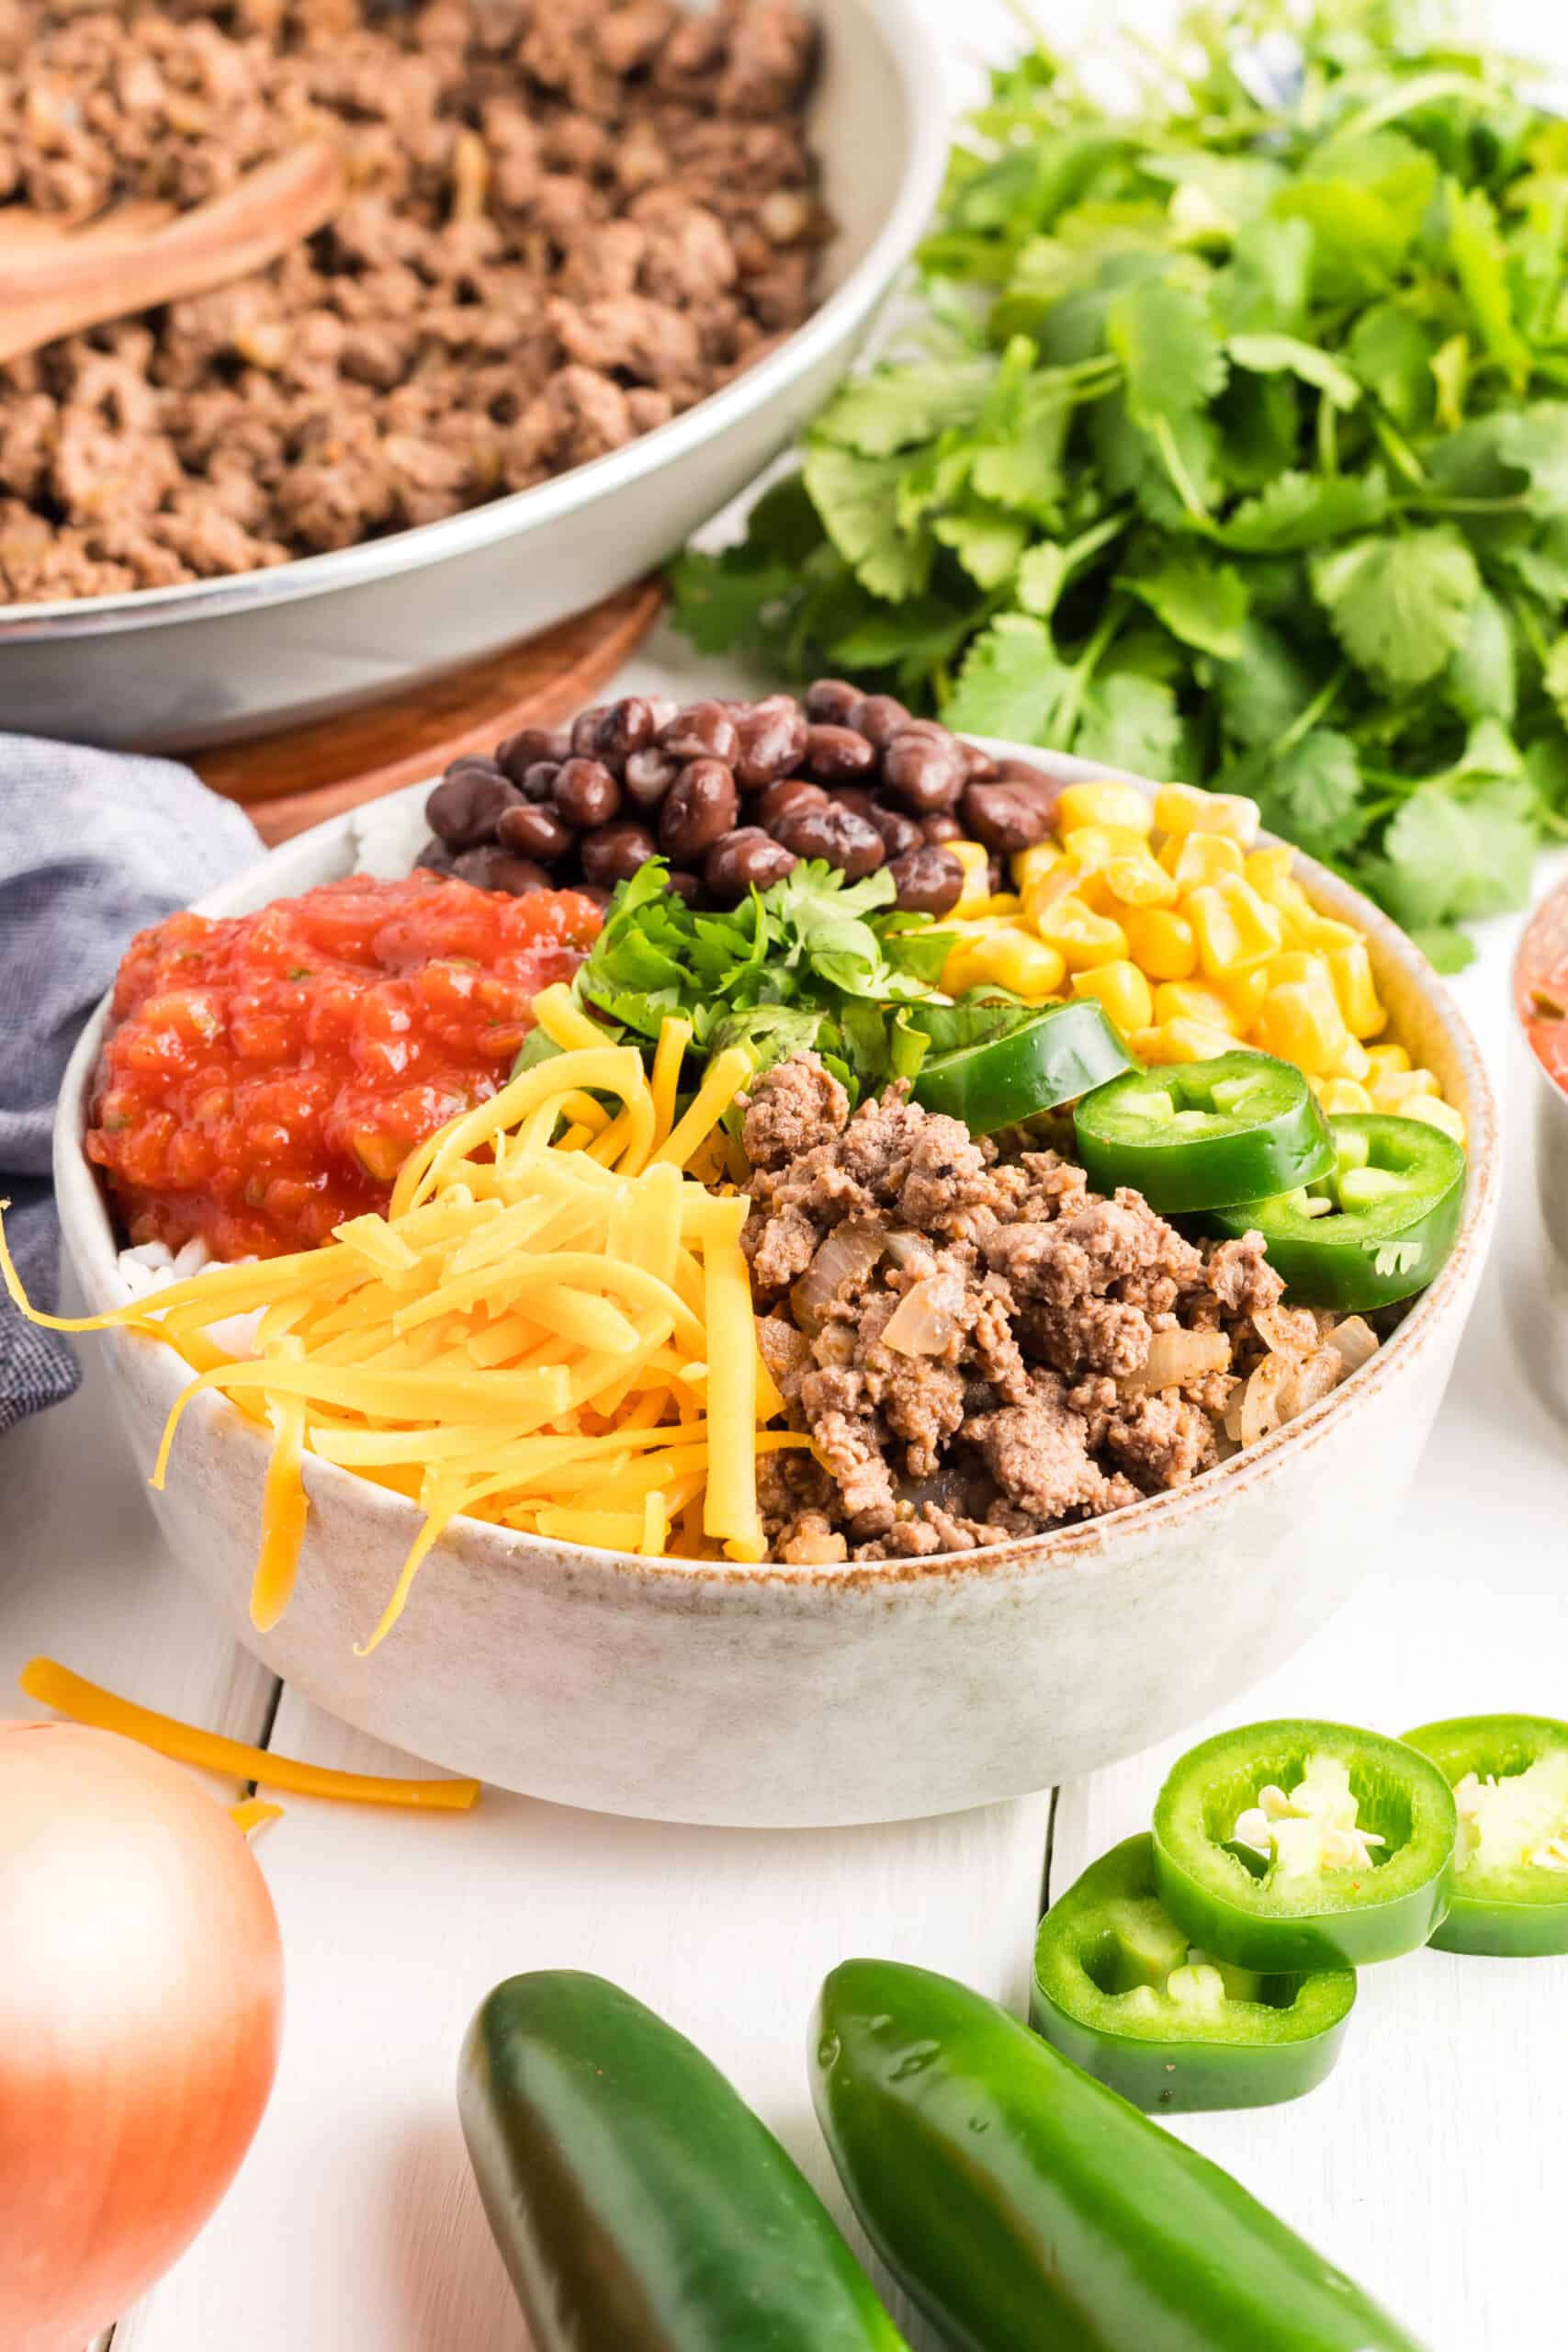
(21, 1658, 480, 1810)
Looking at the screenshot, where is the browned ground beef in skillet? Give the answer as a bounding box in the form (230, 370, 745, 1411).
(0, 0, 822, 601)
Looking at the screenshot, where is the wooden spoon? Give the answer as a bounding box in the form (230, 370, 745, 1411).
(0, 142, 344, 364)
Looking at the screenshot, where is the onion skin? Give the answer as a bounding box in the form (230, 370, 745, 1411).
(0, 1721, 284, 2352)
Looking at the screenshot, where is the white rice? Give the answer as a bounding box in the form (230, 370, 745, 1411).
(115, 1238, 263, 1358)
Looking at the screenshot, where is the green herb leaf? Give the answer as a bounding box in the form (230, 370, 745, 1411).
(1310, 529, 1480, 687)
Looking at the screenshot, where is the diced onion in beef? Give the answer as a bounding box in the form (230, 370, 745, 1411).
(1325, 1316, 1380, 1375)
(1252, 1303, 1320, 1356)
(1226, 1350, 1292, 1445)
(790, 1219, 886, 1335)
(882, 1271, 964, 1358)
(1122, 1328, 1231, 1393)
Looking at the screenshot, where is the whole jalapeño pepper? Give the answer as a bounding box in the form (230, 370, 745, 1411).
(459, 1971, 908, 2352)
(811, 1958, 1425, 2352)
(1032, 1834, 1355, 2111)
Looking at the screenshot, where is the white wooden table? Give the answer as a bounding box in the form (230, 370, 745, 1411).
(6, 5, 1568, 2343)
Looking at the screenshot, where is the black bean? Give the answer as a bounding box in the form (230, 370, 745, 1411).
(592, 696, 657, 767)
(920, 811, 963, 845)
(497, 801, 574, 863)
(426, 766, 519, 848)
(733, 695, 809, 790)
(805, 677, 862, 727)
(666, 867, 702, 905)
(660, 758, 739, 859)
(961, 780, 1054, 854)
(581, 821, 660, 888)
(804, 722, 875, 783)
(451, 846, 551, 895)
(851, 693, 912, 749)
(553, 757, 622, 828)
(829, 785, 877, 821)
(773, 800, 886, 881)
(577, 883, 613, 910)
(758, 775, 828, 830)
(660, 700, 740, 764)
(882, 725, 968, 815)
(962, 742, 999, 782)
(704, 827, 799, 901)
(865, 801, 923, 860)
(623, 746, 682, 810)
(496, 725, 570, 782)
(994, 755, 1072, 825)
(414, 837, 456, 875)
(888, 845, 964, 916)
(570, 704, 612, 759)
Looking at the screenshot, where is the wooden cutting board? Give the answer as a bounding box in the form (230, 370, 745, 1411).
(193, 576, 665, 844)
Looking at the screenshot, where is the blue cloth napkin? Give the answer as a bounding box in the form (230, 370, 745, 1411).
(0, 735, 256, 1435)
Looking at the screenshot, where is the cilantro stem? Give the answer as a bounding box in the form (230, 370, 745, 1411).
(1151, 416, 1211, 524)
(1316, 394, 1338, 481)
(1370, 410, 1427, 487)
(1055, 596, 1127, 743)
(1397, 493, 1534, 515)
(1265, 663, 1350, 763)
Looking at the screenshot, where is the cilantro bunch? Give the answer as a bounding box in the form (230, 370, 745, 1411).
(552, 858, 959, 1101)
(671, 0, 1568, 967)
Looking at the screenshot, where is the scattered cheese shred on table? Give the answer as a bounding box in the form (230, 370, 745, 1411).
(20, 1658, 479, 1810)
(2, 1020, 804, 1653)
(229, 1798, 285, 1837)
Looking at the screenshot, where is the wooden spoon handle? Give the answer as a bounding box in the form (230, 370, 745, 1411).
(0, 142, 344, 363)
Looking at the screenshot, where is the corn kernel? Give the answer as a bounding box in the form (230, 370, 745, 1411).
(1034, 894, 1130, 970)
(1267, 949, 1330, 989)
(1072, 959, 1154, 1035)
(1297, 914, 1363, 953)
(1187, 876, 1284, 978)
(1122, 906, 1197, 981)
(969, 927, 1066, 997)
(1103, 851, 1179, 909)
(1253, 870, 1321, 940)
(1154, 980, 1238, 1033)
(1222, 967, 1269, 1028)
(1334, 1035, 1372, 1083)
(1364, 1042, 1412, 1078)
(1155, 782, 1261, 844)
(1257, 975, 1352, 1075)
(1057, 822, 1151, 874)
(950, 840, 992, 915)
(1135, 1016, 1242, 1065)
(1012, 841, 1063, 892)
(1160, 832, 1247, 888)
(1370, 1067, 1442, 1114)
(980, 892, 1022, 920)
(1404, 1096, 1466, 1144)
(1322, 941, 1382, 1039)
(1313, 1078, 1374, 1114)
(1245, 845, 1295, 895)
(1023, 860, 1086, 929)
(941, 937, 990, 994)
(1057, 780, 1154, 835)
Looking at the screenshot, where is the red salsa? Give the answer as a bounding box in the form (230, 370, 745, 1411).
(88, 873, 602, 1261)
(1519, 917, 1568, 1099)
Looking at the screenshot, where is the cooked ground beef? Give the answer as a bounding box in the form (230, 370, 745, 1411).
(0, 0, 822, 602)
(740, 1055, 1377, 1564)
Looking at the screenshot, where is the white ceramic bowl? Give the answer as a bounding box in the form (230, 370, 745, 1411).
(0, 0, 949, 751)
(54, 755, 1500, 1826)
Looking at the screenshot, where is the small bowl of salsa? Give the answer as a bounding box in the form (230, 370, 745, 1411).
(1513, 874, 1568, 1419)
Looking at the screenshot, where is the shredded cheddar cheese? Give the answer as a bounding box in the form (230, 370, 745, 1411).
(21, 1658, 479, 1809)
(1, 1023, 798, 1655)
(230, 1798, 284, 1837)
